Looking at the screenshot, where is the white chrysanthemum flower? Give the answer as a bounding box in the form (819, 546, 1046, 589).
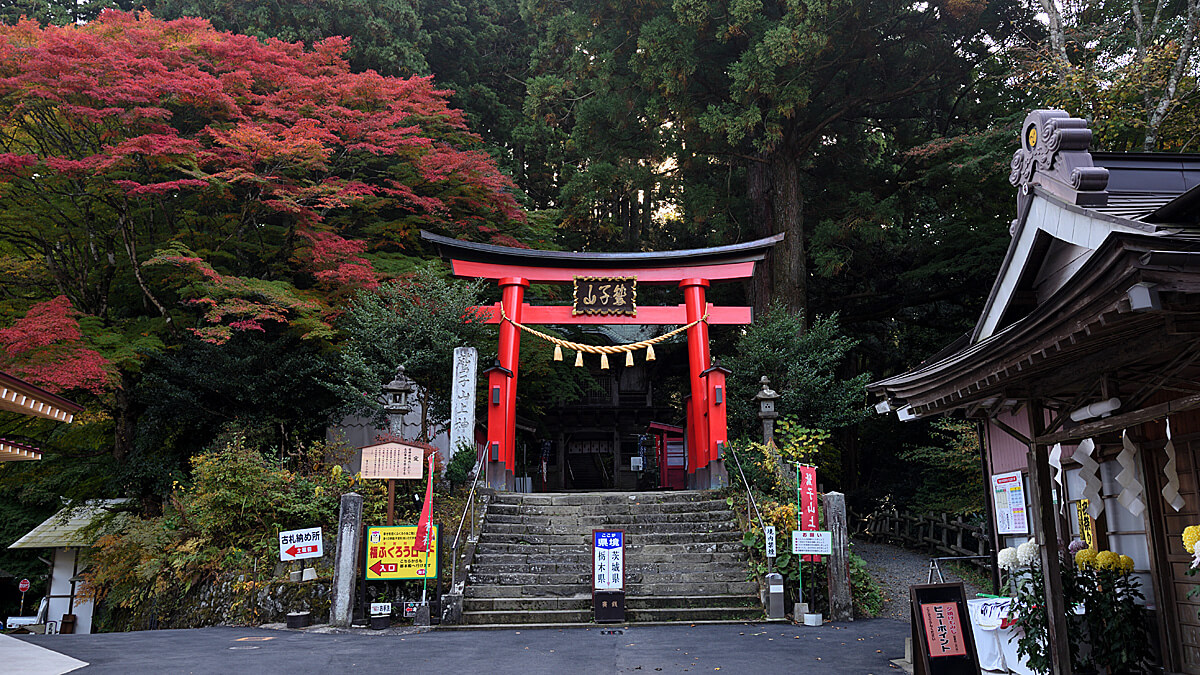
(997, 547, 1019, 571)
(1192, 549, 1200, 570)
(1017, 540, 1039, 567)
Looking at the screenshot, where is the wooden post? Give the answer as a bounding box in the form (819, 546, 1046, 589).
(387, 478, 395, 526)
(330, 492, 363, 627)
(1027, 403, 1073, 675)
(823, 492, 853, 622)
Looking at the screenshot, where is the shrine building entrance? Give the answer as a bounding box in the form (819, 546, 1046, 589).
(422, 230, 783, 492)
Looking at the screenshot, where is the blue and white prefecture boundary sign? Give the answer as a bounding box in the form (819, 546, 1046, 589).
(279, 526, 323, 561)
(593, 530, 624, 591)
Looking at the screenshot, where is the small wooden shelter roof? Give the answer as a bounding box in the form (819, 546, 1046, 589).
(9, 499, 130, 549)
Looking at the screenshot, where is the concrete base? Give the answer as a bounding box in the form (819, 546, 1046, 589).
(505, 469, 515, 492)
(687, 467, 712, 490)
(414, 605, 431, 627)
(486, 461, 507, 491)
(708, 460, 729, 489)
(441, 593, 463, 625)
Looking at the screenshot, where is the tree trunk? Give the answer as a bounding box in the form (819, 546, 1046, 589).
(768, 151, 807, 323)
(113, 372, 137, 463)
(747, 158, 774, 318)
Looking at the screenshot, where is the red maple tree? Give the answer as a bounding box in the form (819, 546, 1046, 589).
(0, 11, 525, 343)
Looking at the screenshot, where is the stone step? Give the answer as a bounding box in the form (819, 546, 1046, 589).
(477, 531, 742, 546)
(465, 583, 590, 598)
(463, 594, 592, 612)
(486, 500, 730, 516)
(624, 594, 760, 610)
(489, 491, 720, 506)
(473, 540, 746, 556)
(461, 609, 593, 625)
(480, 521, 738, 536)
(472, 551, 748, 567)
(469, 562, 750, 578)
(627, 606, 764, 622)
(468, 569, 750, 586)
(484, 510, 736, 525)
(463, 579, 759, 598)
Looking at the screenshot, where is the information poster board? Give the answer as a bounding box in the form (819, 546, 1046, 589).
(360, 442, 425, 480)
(365, 525, 439, 580)
(909, 583, 980, 675)
(991, 471, 1028, 535)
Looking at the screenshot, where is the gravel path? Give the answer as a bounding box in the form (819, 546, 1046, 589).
(853, 538, 989, 621)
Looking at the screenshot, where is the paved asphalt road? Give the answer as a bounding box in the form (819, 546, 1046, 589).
(12, 620, 910, 674)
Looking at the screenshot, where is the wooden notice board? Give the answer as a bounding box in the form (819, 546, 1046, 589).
(909, 583, 979, 675)
(360, 442, 425, 479)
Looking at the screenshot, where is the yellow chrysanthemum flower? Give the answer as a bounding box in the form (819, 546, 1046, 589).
(1075, 548, 1098, 569)
(1184, 525, 1200, 554)
(1118, 554, 1135, 574)
(1096, 550, 1119, 570)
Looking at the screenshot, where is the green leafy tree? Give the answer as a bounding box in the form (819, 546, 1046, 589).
(724, 305, 870, 438)
(334, 267, 488, 441)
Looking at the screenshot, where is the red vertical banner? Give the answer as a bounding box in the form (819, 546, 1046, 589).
(414, 454, 435, 552)
(799, 466, 819, 561)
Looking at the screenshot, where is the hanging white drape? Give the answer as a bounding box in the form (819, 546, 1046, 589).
(1049, 443, 1065, 514)
(1162, 419, 1186, 512)
(1076, 438, 1104, 520)
(1116, 430, 1146, 518)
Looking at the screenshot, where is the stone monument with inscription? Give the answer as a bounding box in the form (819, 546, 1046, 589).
(450, 347, 478, 460)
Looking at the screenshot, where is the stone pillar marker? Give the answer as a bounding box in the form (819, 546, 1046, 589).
(330, 492, 363, 627)
(450, 347, 477, 457)
(823, 491, 853, 622)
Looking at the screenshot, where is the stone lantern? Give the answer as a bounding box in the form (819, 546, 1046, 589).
(381, 365, 415, 438)
(753, 376, 780, 444)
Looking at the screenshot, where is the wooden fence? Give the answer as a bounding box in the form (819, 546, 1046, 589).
(855, 509, 994, 574)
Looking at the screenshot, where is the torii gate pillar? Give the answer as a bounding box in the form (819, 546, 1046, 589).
(484, 277, 528, 491)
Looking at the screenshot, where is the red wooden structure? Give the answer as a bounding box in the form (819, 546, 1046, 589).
(423, 230, 782, 490)
(646, 422, 686, 490)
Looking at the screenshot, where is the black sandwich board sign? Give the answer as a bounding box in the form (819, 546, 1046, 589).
(909, 583, 980, 675)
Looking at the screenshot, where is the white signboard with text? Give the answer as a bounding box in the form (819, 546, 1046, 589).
(764, 525, 777, 558)
(360, 442, 424, 480)
(791, 530, 832, 556)
(279, 526, 323, 561)
(992, 470, 1029, 535)
(593, 530, 625, 591)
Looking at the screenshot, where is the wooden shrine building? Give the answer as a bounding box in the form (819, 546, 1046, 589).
(422, 230, 781, 492)
(869, 110, 1200, 673)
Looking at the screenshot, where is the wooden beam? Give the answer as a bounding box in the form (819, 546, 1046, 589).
(471, 303, 753, 325)
(1035, 392, 1200, 444)
(451, 259, 757, 283)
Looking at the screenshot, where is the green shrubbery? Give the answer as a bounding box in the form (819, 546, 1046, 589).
(83, 434, 399, 629)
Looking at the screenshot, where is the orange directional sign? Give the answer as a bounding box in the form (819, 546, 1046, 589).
(365, 525, 439, 580)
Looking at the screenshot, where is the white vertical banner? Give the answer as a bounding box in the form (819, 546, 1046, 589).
(764, 526, 776, 558)
(450, 347, 477, 457)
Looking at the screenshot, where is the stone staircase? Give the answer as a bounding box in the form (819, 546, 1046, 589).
(461, 491, 763, 626)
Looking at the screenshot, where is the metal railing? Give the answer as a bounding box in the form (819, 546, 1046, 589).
(725, 443, 772, 572)
(449, 450, 488, 591)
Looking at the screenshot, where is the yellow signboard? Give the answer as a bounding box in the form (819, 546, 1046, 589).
(1076, 500, 1095, 550)
(365, 525, 438, 580)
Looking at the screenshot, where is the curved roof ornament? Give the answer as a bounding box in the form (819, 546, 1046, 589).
(1009, 109, 1109, 207)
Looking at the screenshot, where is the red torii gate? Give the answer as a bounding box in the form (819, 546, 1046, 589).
(422, 231, 783, 491)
